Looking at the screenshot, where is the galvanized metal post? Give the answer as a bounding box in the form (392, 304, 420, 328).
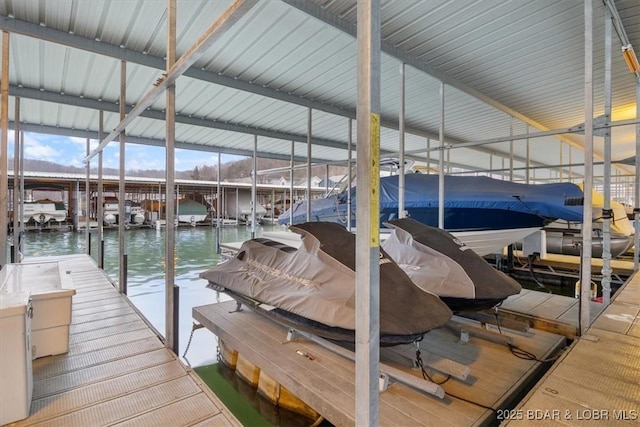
(0, 31, 9, 268)
(347, 119, 353, 231)
(251, 134, 257, 238)
(509, 116, 514, 181)
(85, 138, 91, 253)
(634, 79, 640, 271)
(526, 125, 530, 184)
(306, 108, 312, 222)
(568, 143, 573, 182)
(426, 138, 430, 174)
(98, 111, 104, 269)
(559, 142, 564, 182)
(580, 0, 595, 336)
(12, 97, 19, 261)
(398, 62, 406, 219)
(19, 130, 23, 255)
(438, 81, 445, 229)
(216, 152, 221, 254)
(289, 140, 294, 226)
(118, 60, 127, 294)
(356, 0, 381, 424)
(166, 0, 178, 353)
(325, 164, 329, 195)
(601, 6, 612, 305)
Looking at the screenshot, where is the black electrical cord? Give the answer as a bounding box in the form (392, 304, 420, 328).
(527, 254, 551, 293)
(494, 311, 560, 364)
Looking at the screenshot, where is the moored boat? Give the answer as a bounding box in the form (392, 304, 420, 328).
(278, 174, 585, 256)
(200, 221, 452, 346)
(22, 199, 67, 224)
(541, 187, 635, 258)
(177, 198, 209, 225)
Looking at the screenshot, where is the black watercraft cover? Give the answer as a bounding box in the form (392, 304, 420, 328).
(200, 222, 452, 344)
(382, 218, 521, 311)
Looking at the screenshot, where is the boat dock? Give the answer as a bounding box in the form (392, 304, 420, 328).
(504, 267, 640, 425)
(194, 301, 566, 426)
(3, 254, 240, 427)
(496, 289, 607, 339)
(4, 253, 639, 426)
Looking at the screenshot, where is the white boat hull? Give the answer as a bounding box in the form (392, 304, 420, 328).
(22, 202, 67, 224)
(262, 226, 540, 257)
(178, 214, 207, 223)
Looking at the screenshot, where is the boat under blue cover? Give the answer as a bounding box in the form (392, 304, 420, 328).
(279, 174, 585, 231)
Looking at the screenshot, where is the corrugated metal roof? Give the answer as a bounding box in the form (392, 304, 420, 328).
(0, 0, 638, 182)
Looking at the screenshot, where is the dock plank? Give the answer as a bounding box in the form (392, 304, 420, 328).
(498, 289, 606, 338)
(6, 255, 240, 427)
(505, 271, 640, 426)
(194, 301, 566, 427)
(15, 361, 187, 426)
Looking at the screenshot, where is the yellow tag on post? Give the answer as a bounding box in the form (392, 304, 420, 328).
(370, 113, 380, 247)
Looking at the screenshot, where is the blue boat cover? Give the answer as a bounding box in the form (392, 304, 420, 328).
(279, 174, 584, 230)
(374, 174, 584, 219)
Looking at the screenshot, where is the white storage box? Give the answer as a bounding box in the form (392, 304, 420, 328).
(0, 291, 33, 425)
(1, 261, 75, 359)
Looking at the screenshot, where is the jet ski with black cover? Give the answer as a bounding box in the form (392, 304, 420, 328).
(381, 218, 521, 312)
(200, 222, 452, 346)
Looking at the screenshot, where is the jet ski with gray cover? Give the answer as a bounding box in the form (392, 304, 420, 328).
(381, 218, 521, 312)
(200, 221, 452, 346)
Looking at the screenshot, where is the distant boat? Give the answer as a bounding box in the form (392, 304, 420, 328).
(177, 198, 208, 225)
(22, 199, 67, 224)
(223, 189, 267, 224)
(19, 184, 68, 225)
(126, 200, 146, 225)
(278, 174, 584, 256)
(201, 222, 452, 346)
(100, 197, 145, 225)
(102, 196, 119, 225)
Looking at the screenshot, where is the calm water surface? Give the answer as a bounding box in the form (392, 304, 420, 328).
(23, 224, 288, 368)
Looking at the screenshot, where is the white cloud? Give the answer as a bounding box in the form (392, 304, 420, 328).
(68, 136, 88, 145)
(23, 140, 61, 160)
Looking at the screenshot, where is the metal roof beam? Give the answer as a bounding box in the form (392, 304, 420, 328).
(282, 0, 593, 153)
(84, 0, 260, 162)
(11, 121, 319, 163)
(9, 85, 350, 151)
(0, 14, 444, 143)
(0, 13, 602, 174)
(12, 84, 550, 174)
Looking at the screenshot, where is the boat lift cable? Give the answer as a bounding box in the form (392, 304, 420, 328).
(493, 309, 560, 364)
(413, 341, 451, 386)
(412, 340, 497, 415)
(527, 254, 551, 293)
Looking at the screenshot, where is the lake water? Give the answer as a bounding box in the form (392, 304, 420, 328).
(22, 223, 287, 368)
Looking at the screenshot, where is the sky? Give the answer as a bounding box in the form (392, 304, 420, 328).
(6, 130, 245, 172)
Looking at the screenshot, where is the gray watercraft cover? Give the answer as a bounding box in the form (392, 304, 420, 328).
(200, 222, 452, 339)
(382, 218, 521, 311)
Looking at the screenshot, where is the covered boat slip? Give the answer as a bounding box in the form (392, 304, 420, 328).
(193, 300, 566, 426)
(504, 268, 640, 426)
(4, 254, 240, 427)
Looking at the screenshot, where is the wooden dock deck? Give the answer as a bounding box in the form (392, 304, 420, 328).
(194, 300, 567, 427)
(505, 270, 640, 426)
(497, 289, 607, 339)
(7, 254, 240, 427)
